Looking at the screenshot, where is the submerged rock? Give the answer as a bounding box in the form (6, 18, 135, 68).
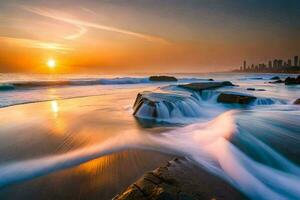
(113, 158, 246, 200)
(294, 98, 300, 105)
(178, 81, 234, 91)
(217, 92, 256, 104)
(246, 88, 266, 91)
(149, 76, 178, 82)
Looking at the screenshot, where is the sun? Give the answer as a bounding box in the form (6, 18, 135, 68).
(47, 59, 56, 69)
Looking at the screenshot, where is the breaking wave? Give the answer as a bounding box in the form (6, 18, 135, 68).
(0, 77, 211, 91)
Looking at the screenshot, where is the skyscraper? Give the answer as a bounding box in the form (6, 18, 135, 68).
(278, 60, 283, 68)
(268, 61, 272, 69)
(273, 59, 278, 69)
(288, 59, 292, 66)
(243, 60, 246, 71)
(294, 56, 299, 67)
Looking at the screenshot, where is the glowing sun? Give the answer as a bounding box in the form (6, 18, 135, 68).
(47, 59, 56, 69)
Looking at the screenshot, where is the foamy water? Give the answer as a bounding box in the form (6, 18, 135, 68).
(0, 73, 299, 199)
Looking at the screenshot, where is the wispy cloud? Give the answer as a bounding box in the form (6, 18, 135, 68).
(0, 36, 73, 51)
(64, 25, 88, 40)
(22, 6, 170, 44)
(80, 7, 96, 15)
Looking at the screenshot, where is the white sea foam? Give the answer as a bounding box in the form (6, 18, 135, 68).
(1, 111, 299, 199)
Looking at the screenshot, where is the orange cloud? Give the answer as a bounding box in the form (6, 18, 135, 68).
(22, 6, 170, 44)
(0, 36, 73, 51)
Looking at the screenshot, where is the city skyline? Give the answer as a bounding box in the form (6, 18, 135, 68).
(238, 55, 300, 73)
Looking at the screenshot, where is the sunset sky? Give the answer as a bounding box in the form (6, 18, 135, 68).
(0, 0, 299, 73)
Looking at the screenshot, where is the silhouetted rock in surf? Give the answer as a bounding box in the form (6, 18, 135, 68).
(149, 76, 178, 82)
(217, 92, 256, 104)
(178, 81, 234, 91)
(294, 98, 300, 105)
(269, 75, 300, 85)
(113, 158, 246, 200)
(284, 75, 300, 85)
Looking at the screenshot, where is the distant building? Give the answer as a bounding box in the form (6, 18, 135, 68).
(268, 61, 272, 68)
(273, 59, 278, 69)
(243, 60, 246, 71)
(278, 60, 283, 68)
(294, 56, 299, 67)
(287, 59, 292, 67)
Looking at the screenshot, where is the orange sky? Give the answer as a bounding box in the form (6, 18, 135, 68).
(0, 0, 299, 73)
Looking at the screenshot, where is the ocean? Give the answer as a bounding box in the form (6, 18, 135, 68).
(0, 72, 299, 199)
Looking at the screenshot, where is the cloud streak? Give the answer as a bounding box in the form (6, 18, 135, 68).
(64, 25, 88, 40)
(22, 6, 170, 44)
(0, 36, 73, 51)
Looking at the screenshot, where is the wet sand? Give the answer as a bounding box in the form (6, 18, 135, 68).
(0, 92, 173, 199)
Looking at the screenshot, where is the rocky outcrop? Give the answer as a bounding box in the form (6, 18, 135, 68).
(113, 158, 246, 200)
(178, 81, 234, 91)
(149, 76, 178, 82)
(294, 98, 300, 105)
(217, 92, 256, 104)
(133, 91, 190, 118)
(284, 75, 300, 85)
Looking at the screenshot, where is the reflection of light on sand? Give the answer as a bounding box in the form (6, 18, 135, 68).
(51, 100, 59, 118)
(49, 100, 66, 135)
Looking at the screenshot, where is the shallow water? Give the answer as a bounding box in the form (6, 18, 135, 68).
(0, 73, 299, 199)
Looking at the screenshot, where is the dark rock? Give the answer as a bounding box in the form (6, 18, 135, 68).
(114, 158, 246, 200)
(149, 76, 178, 82)
(270, 76, 280, 80)
(178, 81, 234, 91)
(246, 88, 266, 91)
(208, 78, 214, 81)
(284, 75, 300, 85)
(217, 92, 256, 104)
(133, 92, 189, 118)
(294, 98, 300, 105)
